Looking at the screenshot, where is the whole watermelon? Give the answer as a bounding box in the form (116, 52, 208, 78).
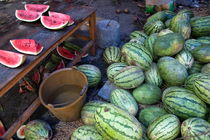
(184, 73, 204, 91)
(154, 33, 184, 57)
(193, 73, 210, 104)
(201, 63, 210, 74)
(132, 83, 162, 105)
(162, 87, 207, 119)
(175, 50, 194, 69)
(138, 106, 168, 127)
(188, 61, 202, 74)
(103, 46, 121, 64)
(71, 125, 104, 140)
(184, 39, 203, 52)
(130, 31, 147, 41)
(121, 42, 153, 70)
(197, 36, 210, 44)
(95, 103, 143, 140)
(147, 114, 180, 140)
(113, 66, 145, 89)
(106, 62, 127, 82)
(146, 11, 167, 23)
(145, 63, 162, 87)
(110, 88, 138, 115)
(144, 20, 165, 35)
(192, 45, 210, 63)
(81, 101, 107, 125)
(181, 118, 210, 140)
(157, 56, 188, 86)
(24, 120, 52, 140)
(77, 64, 101, 87)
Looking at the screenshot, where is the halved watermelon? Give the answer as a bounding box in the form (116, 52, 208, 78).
(15, 10, 42, 22)
(56, 46, 76, 60)
(41, 16, 68, 30)
(25, 4, 50, 13)
(0, 50, 26, 68)
(10, 39, 43, 55)
(48, 11, 74, 26)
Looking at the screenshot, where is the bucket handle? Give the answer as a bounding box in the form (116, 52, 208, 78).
(48, 84, 88, 108)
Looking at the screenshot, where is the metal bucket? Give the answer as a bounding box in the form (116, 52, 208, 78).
(39, 68, 88, 122)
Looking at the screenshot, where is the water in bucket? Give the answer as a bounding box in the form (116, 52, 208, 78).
(47, 84, 83, 106)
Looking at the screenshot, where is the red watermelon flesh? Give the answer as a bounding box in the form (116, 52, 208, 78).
(25, 4, 50, 13)
(10, 39, 43, 55)
(0, 50, 26, 68)
(15, 10, 42, 22)
(41, 16, 68, 30)
(48, 11, 74, 26)
(56, 46, 76, 60)
(0, 121, 5, 137)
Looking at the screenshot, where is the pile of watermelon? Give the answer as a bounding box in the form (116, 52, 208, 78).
(71, 9, 210, 140)
(16, 4, 74, 30)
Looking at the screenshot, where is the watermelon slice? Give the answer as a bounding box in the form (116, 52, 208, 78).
(41, 16, 68, 30)
(56, 46, 76, 60)
(25, 4, 50, 13)
(0, 121, 5, 137)
(0, 50, 26, 68)
(10, 39, 43, 55)
(15, 10, 42, 22)
(48, 11, 74, 26)
(16, 125, 26, 139)
(74, 51, 88, 58)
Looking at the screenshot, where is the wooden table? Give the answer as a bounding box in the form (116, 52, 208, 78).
(0, 1, 96, 139)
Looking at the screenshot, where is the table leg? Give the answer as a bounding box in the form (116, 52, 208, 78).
(89, 12, 96, 56)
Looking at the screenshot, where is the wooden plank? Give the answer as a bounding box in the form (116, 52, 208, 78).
(0, 1, 96, 96)
(1, 98, 41, 140)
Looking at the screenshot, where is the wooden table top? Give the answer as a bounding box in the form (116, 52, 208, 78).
(0, 1, 95, 96)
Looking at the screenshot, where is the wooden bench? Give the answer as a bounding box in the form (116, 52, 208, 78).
(0, 1, 96, 139)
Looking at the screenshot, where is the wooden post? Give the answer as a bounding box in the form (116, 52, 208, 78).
(1, 98, 41, 140)
(89, 12, 96, 56)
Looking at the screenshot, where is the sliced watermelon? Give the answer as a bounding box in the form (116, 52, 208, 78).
(16, 125, 26, 139)
(74, 51, 88, 58)
(56, 46, 76, 60)
(0, 121, 5, 137)
(10, 39, 43, 55)
(25, 4, 50, 13)
(15, 10, 42, 22)
(48, 11, 74, 26)
(41, 16, 68, 30)
(0, 50, 26, 68)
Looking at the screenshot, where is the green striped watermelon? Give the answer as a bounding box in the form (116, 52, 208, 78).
(192, 45, 210, 63)
(177, 9, 194, 18)
(81, 101, 107, 125)
(184, 39, 203, 52)
(145, 63, 162, 87)
(129, 37, 145, 46)
(144, 20, 165, 35)
(193, 73, 210, 104)
(103, 46, 121, 64)
(144, 33, 158, 58)
(71, 125, 104, 140)
(190, 16, 210, 37)
(188, 61, 202, 74)
(184, 73, 204, 91)
(95, 103, 143, 140)
(197, 36, 210, 44)
(164, 10, 176, 20)
(201, 63, 210, 74)
(162, 87, 207, 119)
(132, 83, 162, 105)
(181, 118, 210, 140)
(147, 114, 180, 140)
(77, 64, 101, 87)
(154, 33, 184, 57)
(113, 66, 144, 89)
(157, 56, 188, 86)
(130, 31, 147, 40)
(107, 62, 127, 82)
(121, 42, 153, 70)
(146, 11, 167, 23)
(138, 106, 168, 127)
(110, 88, 138, 115)
(175, 50, 194, 69)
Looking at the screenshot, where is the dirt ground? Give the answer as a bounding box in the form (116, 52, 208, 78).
(0, 0, 210, 139)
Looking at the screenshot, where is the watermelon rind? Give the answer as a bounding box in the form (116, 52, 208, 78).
(16, 125, 26, 139)
(0, 50, 26, 68)
(25, 4, 50, 13)
(10, 39, 43, 55)
(41, 16, 68, 30)
(15, 10, 42, 22)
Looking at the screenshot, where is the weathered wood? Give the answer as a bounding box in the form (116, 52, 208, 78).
(0, 1, 96, 96)
(1, 98, 41, 140)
